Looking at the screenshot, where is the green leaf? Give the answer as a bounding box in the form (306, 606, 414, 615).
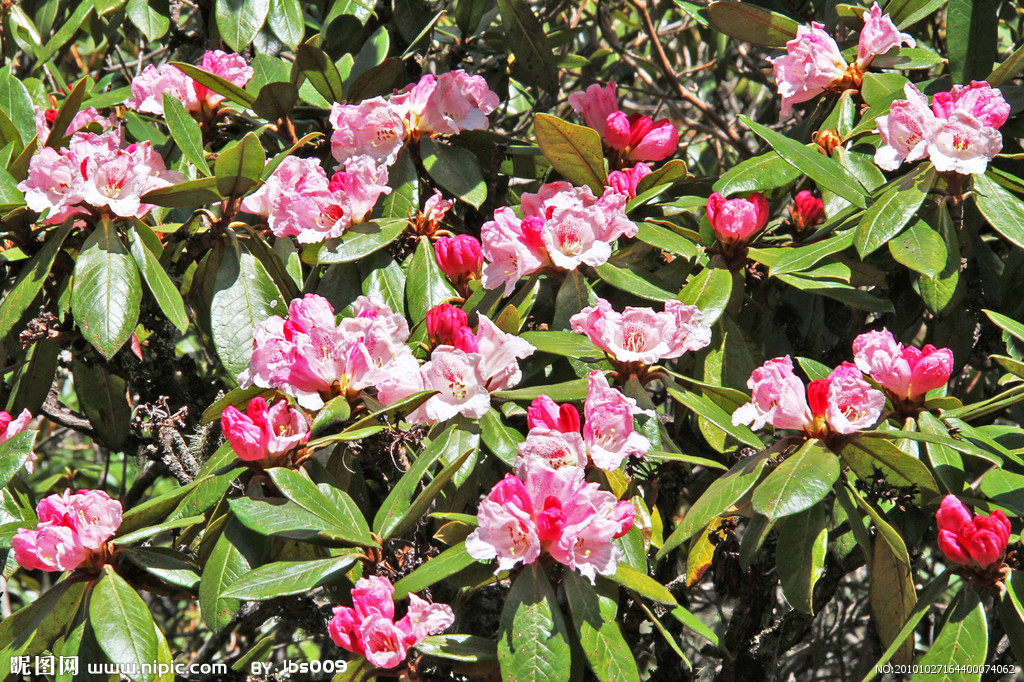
(494, 377, 589, 403)
(380, 148, 419, 219)
(854, 167, 935, 257)
(223, 553, 358, 599)
(534, 113, 606, 194)
(635, 222, 699, 260)
(72, 358, 130, 450)
(658, 452, 770, 558)
(496, 0, 559, 92)
(199, 519, 258, 633)
(127, 0, 170, 40)
(751, 439, 838, 521)
(406, 238, 459, 324)
(609, 563, 677, 605)
(776, 503, 827, 615)
(415, 634, 498, 662)
(162, 96, 211, 176)
(667, 387, 764, 449)
(295, 43, 345, 103)
(839, 437, 940, 500)
(973, 171, 1024, 250)
(420, 137, 486, 208)
(267, 0, 304, 47)
(888, 219, 947, 277)
(172, 62, 256, 108)
(0, 221, 74, 341)
(677, 267, 733, 325)
(498, 564, 572, 682)
(141, 177, 222, 207)
(348, 57, 405, 103)
(0, 580, 87, 673)
(267, 467, 374, 545)
(252, 82, 299, 121)
(215, 132, 265, 198)
(480, 407, 524, 466)
(883, 0, 948, 29)
(771, 231, 855, 276)
(210, 239, 285, 381)
(917, 588, 989, 678)
(593, 263, 672, 302)
(713, 151, 801, 195)
(90, 566, 160, 682)
(0, 73, 36, 145)
(215, 0, 270, 51)
(564, 571, 641, 682)
(869, 530, 917, 667)
(0, 430, 35, 489)
(706, 0, 799, 47)
(741, 116, 867, 209)
(947, 0, 998, 84)
(394, 543, 476, 600)
(72, 218, 142, 359)
(988, 41, 1024, 87)
(119, 547, 201, 589)
(128, 228, 189, 333)
(318, 219, 409, 264)
(518, 331, 602, 360)
(43, 77, 89, 149)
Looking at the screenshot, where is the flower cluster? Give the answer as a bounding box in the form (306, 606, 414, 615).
(570, 298, 712, 366)
(481, 182, 636, 295)
(328, 576, 454, 669)
(569, 83, 678, 163)
(0, 409, 34, 472)
(606, 163, 652, 200)
(852, 329, 954, 408)
(12, 489, 122, 572)
(329, 70, 500, 170)
(936, 495, 1010, 573)
(34, 105, 117, 143)
(221, 397, 311, 464)
(126, 50, 253, 117)
(238, 294, 414, 411)
(519, 370, 651, 471)
(19, 130, 183, 223)
(240, 156, 390, 243)
(381, 305, 535, 424)
(732, 357, 885, 437)
(465, 453, 635, 582)
(434, 233, 482, 293)
(771, 3, 914, 117)
(874, 81, 1009, 175)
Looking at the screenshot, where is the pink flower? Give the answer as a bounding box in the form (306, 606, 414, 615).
(221, 397, 310, 463)
(706, 192, 770, 245)
(435, 235, 483, 283)
(328, 576, 453, 669)
(240, 156, 325, 220)
(194, 50, 254, 108)
(932, 81, 1010, 128)
(606, 163, 652, 200)
(415, 348, 492, 422)
(0, 409, 33, 472)
(852, 329, 954, 402)
(570, 298, 712, 364)
(582, 371, 650, 469)
(928, 110, 1003, 176)
(732, 356, 813, 432)
(936, 495, 1010, 569)
(466, 455, 634, 582)
(394, 70, 500, 136)
(792, 190, 824, 231)
(126, 51, 252, 115)
(568, 83, 619, 139)
(426, 304, 469, 347)
(856, 3, 915, 68)
(12, 489, 121, 572)
(34, 106, 117, 143)
(473, 313, 535, 392)
(480, 207, 549, 296)
(518, 429, 589, 469)
(604, 112, 679, 162)
(874, 83, 938, 170)
(329, 97, 407, 169)
(823, 362, 885, 434)
(527, 395, 581, 433)
(770, 23, 847, 118)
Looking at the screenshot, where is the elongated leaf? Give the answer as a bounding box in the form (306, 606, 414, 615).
(496, 0, 558, 92)
(498, 564, 572, 682)
(415, 634, 498, 662)
(0, 73, 35, 145)
(854, 168, 934, 257)
(127, 0, 170, 40)
(406, 238, 459, 323)
(199, 520, 257, 633)
(667, 387, 764, 449)
(518, 331, 601, 359)
(713, 150, 801, 195)
(677, 267, 733, 324)
(172, 62, 255, 107)
(295, 43, 345, 103)
(752, 439, 838, 521)
(593, 263, 672, 302)
(988, 41, 1024, 87)
(44, 77, 89, 149)
(707, 1, 799, 47)
(141, 177, 222, 207)
(609, 563, 677, 605)
(771, 231, 854, 276)
(318, 219, 408, 264)
(162, 95, 210, 175)
(883, 0, 947, 29)
(129, 228, 189, 333)
(223, 553, 358, 599)
(420, 137, 487, 208)
(840, 437, 939, 500)
(480, 408, 524, 466)
(974, 171, 1024, 250)
(215, 0, 269, 51)
(0, 221, 73, 341)
(871, 533, 917, 665)
(72, 359, 130, 450)
(267, 467, 374, 545)
(215, 132, 265, 198)
(564, 571, 641, 682)
(947, 0, 998, 84)
(534, 113, 606, 194)
(742, 116, 867, 208)
(90, 566, 160, 682)
(268, 0, 304, 47)
(72, 219, 142, 359)
(776, 504, 827, 614)
(394, 543, 476, 600)
(888, 219, 946, 277)
(0, 430, 35, 489)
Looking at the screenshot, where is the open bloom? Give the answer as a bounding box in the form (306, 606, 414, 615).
(465, 454, 635, 582)
(34, 106, 117, 143)
(706, 192, 770, 245)
(393, 70, 500, 136)
(569, 83, 678, 162)
(0, 409, 34, 472)
(570, 298, 712, 365)
(875, 81, 1008, 174)
(771, 4, 912, 118)
(936, 495, 1010, 570)
(328, 575, 454, 669)
(126, 50, 253, 116)
(853, 329, 953, 403)
(12, 489, 122, 572)
(329, 97, 407, 170)
(221, 397, 310, 463)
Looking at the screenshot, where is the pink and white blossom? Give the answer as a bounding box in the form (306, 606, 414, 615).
(857, 4, 915, 68)
(221, 397, 310, 463)
(770, 23, 848, 118)
(480, 207, 548, 296)
(570, 297, 712, 364)
(852, 329, 954, 402)
(823, 362, 885, 434)
(732, 356, 813, 432)
(329, 97, 407, 169)
(13, 489, 122, 572)
(393, 70, 500, 136)
(126, 50, 252, 116)
(568, 83, 619, 139)
(527, 395, 581, 434)
(34, 106, 117, 143)
(0, 409, 33, 472)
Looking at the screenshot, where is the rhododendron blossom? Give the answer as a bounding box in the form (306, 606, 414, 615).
(607, 163, 652, 200)
(329, 97, 407, 169)
(481, 182, 636, 295)
(853, 329, 954, 403)
(875, 82, 1008, 174)
(791, 190, 825, 233)
(822, 362, 887, 434)
(34, 106, 117, 143)
(936, 495, 1010, 570)
(18, 130, 182, 222)
(569, 83, 678, 162)
(220, 397, 310, 463)
(392, 70, 500, 136)
(426, 304, 468, 347)
(126, 50, 253, 116)
(239, 294, 415, 410)
(434, 234, 482, 286)
(771, 4, 912, 118)
(465, 454, 635, 581)
(706, 192, 770, 245)
(570, 297, 712, 365)
(0, 409, 34, 472)
(328, 575, 453, 669)
(12, 489, 122, 572)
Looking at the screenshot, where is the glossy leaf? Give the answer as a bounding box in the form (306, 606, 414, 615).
(215, 0, 270, 51)
(215, 132, 265, 199)
(776, 503, 827, 615)
(534, 113, 606, 194)
(496, 0, 559, 92)
(90, 566, 161, 682)
(498, 564, 572, 682)
(707, 1, 799, 47)
(0, 221, 74, 341)
(888, 219, 947, 277)
(420, 137, 487, 208)
(406, 238, 459, 323)
(854, 167, 934, 257)
(752, 439, 838, 521)
(394, 543, 476, 600)
(973, 171, 1024, 250)
(870, 533, 917, 665)
(223, 553, 358, 599)
(564, 571, 641, 682)
(162, 94, 210, 175)
(295, 43, 345, 103)
(128, 228, 189, 333)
